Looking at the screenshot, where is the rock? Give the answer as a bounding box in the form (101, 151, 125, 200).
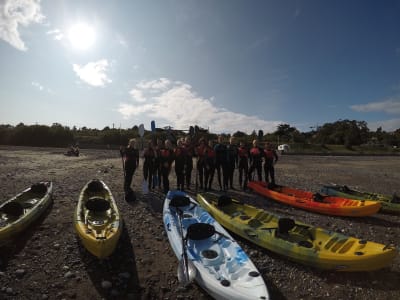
(64, 271, 74, 278)
(15, 269, 26, 278)
(101, 280, 112, 289)
(6, 287, 13, 295)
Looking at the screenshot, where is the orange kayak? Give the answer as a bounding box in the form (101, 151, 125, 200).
(247, 181, 381, 217)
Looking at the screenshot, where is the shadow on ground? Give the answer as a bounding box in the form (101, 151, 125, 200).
(79, 224, 141, 299)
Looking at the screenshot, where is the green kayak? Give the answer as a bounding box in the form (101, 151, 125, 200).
(320, 185, 400, 214)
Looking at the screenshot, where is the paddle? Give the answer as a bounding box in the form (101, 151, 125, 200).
(175, 207, 196, 286)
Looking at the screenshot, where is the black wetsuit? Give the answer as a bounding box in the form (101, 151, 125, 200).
(214, 143, 228, 190)
(120, 147, 139, 195)
(248, 146, 264, 181)
(204, 145, 216, 190)
(226, 143, 238, 189)
(159, 147, 174, 194)
(174, 146, 186, 191)
(143, 147, 155, 190)
(238, 146, 249, 189)
(264, 148, 278, 185)
(196, 144, 207, 189)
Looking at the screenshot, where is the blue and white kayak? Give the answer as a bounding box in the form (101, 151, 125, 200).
(163, 190, 269, 300)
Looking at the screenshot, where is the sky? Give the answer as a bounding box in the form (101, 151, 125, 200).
(1, 0, 400, 134)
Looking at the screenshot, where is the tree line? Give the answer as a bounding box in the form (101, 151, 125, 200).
(0, 120, 399, 149)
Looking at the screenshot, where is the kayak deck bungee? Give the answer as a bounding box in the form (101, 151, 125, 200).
(247, 181, 381, 217)
(0, 182, 53, 244)
(74, 179, 122, 259)
(163, 190, 269, 300)
(321, 184, 400, 215)
(197, 192, 398, 272)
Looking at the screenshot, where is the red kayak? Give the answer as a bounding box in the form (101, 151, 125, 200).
(247, 181, 381, 217)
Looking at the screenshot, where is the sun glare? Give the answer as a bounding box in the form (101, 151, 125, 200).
(68, 23, 96, 50)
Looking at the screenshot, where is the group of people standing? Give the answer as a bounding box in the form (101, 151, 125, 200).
(120, 135, 278, 200)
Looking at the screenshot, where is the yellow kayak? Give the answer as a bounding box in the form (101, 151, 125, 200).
(74, 179, 122, 258)
(0, 182, 53, 244)
(197, 193, 398, 271)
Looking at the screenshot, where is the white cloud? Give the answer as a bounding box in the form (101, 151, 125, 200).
(31, 81, 53, 93)
(46, 28, 63, 41)
(31, 81, 43, 91)
(118, 78, 281, 134)
(0, 0, 44, 51)
(351, 98, 400, 115)
(129, 89, 146, 102)
(367, 118, 400, 131)
(72, 59, 112, 87)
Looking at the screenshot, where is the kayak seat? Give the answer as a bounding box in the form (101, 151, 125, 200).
(276, 218, 295, 238)
(186, 223, 215, 240)
(31, 183, 47, 194)
(85, 197, 110, 213)
(312, 193, 325, 202)
(170, 195, 191, 207)
(1, 202, 24, 217)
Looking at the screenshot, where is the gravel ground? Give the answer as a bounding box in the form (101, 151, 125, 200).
(0, 146, 399, 300)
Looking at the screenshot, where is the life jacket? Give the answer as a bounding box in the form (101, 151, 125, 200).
(264, 149, 275, 159)
(250, 147, 263, 157)
(238, 146, 248, 158)
(206, 147, 216, 158)
(196, 145, 207, 157)
(160, 148, 174, 165)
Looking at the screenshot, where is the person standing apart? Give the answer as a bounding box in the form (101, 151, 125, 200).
(204, 140, 216, 190)
(174, 139, 186, 191)
(143, 140, 156, 191)
(226, 136, 238, 190)
(120, 138, 139, 201)
(159, 139, 175, 194)
(248, 139, 264, 182)
(214, 135, 228, 191)
(238, 141, 249, 190)
(264, 142, 279, 186)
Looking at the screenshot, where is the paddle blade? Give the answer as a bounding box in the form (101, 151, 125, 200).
(177, 259, 196, 286)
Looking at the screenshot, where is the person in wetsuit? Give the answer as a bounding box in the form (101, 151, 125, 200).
(204, 140, 216, 190)
(153, 139, 163, 189)
(226, 136, 238, 189)
(214, 135, 228, 191)
(143, 140, 156, 191)
(237, 141, 249, 190)
(120, 138, 140, 201)
(159, 139, 175, 194)
(184, 136, 195, 190)
(248, 139, 264, 182)
(174, 139, 186, 191)
(263, 142, 279, 186)
(195, 138, 207, 190)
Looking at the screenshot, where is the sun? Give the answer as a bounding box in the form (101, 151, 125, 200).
(67, 23, 96, 50)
